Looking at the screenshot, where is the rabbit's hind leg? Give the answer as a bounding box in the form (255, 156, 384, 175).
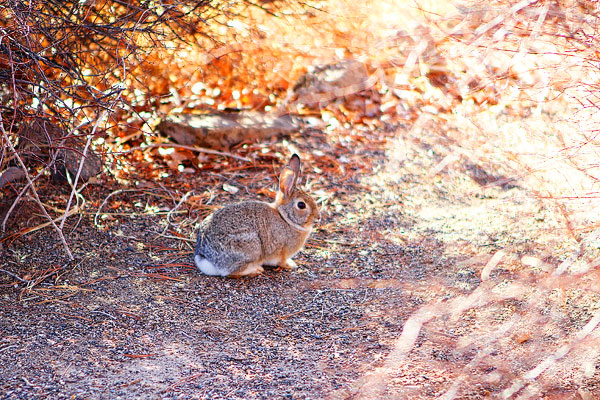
(228, 262, 264, 278)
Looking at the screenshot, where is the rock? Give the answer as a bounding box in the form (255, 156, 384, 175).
(13, 120, 102, 184)
(0, 167, 26, 188)
(157, 111, 299, 150)
(291, 59, 372, 106)
(56, 142, 103, 182)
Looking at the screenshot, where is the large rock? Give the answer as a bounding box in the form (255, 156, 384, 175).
(157, 111, 299, 150)
(291, 59, 372, 106)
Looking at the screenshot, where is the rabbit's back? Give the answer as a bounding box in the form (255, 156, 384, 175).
(195, 201, 290, 276)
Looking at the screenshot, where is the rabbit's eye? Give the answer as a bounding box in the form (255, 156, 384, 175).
(297, 201, 306, 210)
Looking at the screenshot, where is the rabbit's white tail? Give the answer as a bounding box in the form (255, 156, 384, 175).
(195, 255, 222, 276)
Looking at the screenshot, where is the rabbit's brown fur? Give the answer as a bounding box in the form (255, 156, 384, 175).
(194, 154, 319, 277)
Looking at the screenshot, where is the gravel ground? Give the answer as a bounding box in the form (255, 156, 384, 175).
(2, 117, 600, 399)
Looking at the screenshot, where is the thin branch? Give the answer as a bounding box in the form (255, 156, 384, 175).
(59, 107, 114, 231)
(0, 112, 73, 260)
(1, 160, 56, 233)
(0, 269, 28, 283)
(160, 190, 194, 236)
(117, 143, 251, 162)
(94, 189, 125, 227)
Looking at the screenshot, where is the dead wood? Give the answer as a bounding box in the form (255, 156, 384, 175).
(156, 111, 300, 150)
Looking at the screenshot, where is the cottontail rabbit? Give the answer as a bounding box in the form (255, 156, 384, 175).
(195, 154, 319, 277)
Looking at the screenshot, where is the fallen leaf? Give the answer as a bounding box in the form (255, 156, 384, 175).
(223, 183, 239, 194)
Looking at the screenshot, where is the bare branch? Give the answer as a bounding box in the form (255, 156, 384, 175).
(0, 112, 73, 260)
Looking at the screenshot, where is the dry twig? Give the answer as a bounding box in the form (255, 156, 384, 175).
(0, 113, 74, 260)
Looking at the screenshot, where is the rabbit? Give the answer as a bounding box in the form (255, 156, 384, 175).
(194, 154, 319, 277)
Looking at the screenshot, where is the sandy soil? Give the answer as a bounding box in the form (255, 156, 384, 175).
(2, 107, 600, 399)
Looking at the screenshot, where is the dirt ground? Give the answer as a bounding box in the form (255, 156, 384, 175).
(2, 105, 600, 399)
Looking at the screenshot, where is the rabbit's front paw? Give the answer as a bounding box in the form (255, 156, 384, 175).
(280, 259, 298, 270)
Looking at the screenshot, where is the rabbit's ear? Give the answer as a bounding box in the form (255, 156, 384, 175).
(279, 154, 300, 198)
